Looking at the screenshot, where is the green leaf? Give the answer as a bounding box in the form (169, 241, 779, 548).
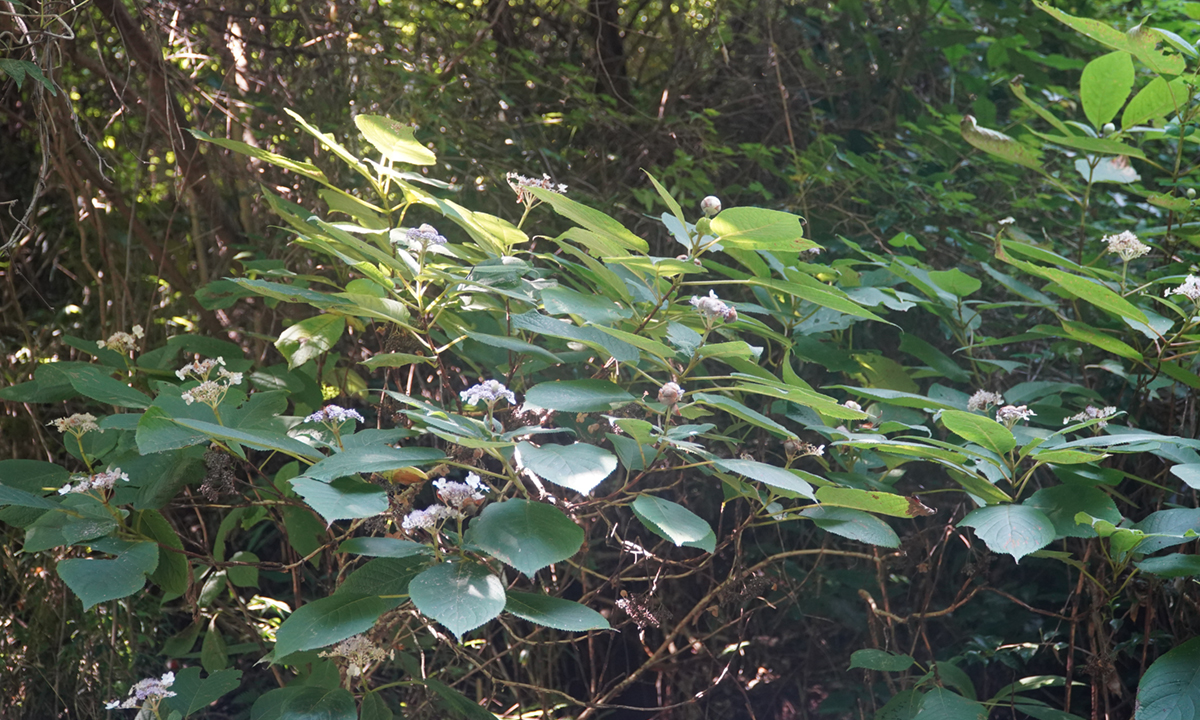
(173, 417, 323, 461)
(514, 441, 618, 494)
(465, 499, 584, 575)
(1024, 485, 1121, 539)
(1059, 320, 1141, 361)
(504, 590, 611, 631)
(1031, 449, 1110, 465)
(511, 311, 639, 362)
(276, 314, 345, 370)
(1035, 2, 1186, 76)
(465, 331, 563, 364)
(541, 285, 631, 325)
(592, 325, 677, 359)
(202, 616, 229, 672)
(361, 352, 435, 370)
(848, 649, 916, 672)
(927, 269, 982, 298)
(339, 537, 431, 558)
(709, 207, 819, 252)
(877, 690, 924, 720)
(39, 362, 151, 409)
(409, 562, 506, 640)
(913, 688, 987, 720)
(361, 691, 394, 720)
(1008, 259, 1148, 324)
(336, 556, 428, 598)
(423, 677, 498, 720)
(1081, 52, 1135, 128)
(631, 495, 716, 551)
(959, 505, 1055, 563)
(802, 506, 900, 547)
(692, 392, 792, 437)
(1170, 464, 1200, 490)
(523, 380, 635, 413)
(274, 687, 357, 720)
(57, 541, 160, 610)
(713, 458, 816, 500)
(1133, 509, 1200, 554)
(1136, 554, 1200, 578)
(137, 510, 189, 595)
(1134, 637, 1200, 720)
(0, 484, 58, 509)
(832, 386, 960, 412)
(941, 410, 1016, 455)
(274, 593, 388, 659)
(164, 668, 243, 717)
(960, 115, 1042, 170)
(526, 187, 648, 253)
(815, 487, 933, 518)
(301, 446, 446, 482)
(354, 115, 436, 165)
(291, 476, 389, 523)
(191, 129, 327, 181)
(1123, 77, 1190, 128)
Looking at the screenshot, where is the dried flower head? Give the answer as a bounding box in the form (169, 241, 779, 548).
(967, 390, 1005, 412)
(104, 671, 176, 710)
(97, 325, 144, 354)
(49, 413, 100, 436)
(658, 382, 684, 406)
(506, 172, 568, 204)
(996, 404, 1036, 426)
(404, 223, 447, 251)
(1064, 405, 1119, 428)
(460, 379, 517, 407)
(320, 634, 392, 677)
(306, 405, 366, 425)
(700, 196, 721, 217)
(784, 438, 824, 457)
(1165, 275, 1200, 301)
(1101, 231, 1150, 262)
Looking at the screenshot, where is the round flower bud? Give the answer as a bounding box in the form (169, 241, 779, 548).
(695, 217, 712, 237)
(783, 438, 801, 455)
(658, 382, 684, 406)
(1189, 188, 1197, 199)
(722, 306, 738, 323)
(700, 196, 721, 217)
(1102, 122, 1116, 136)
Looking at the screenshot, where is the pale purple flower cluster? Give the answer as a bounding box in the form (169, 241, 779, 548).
(401, 504, 463, 532)
(58, 468, 130, 495)
(433, 472, 488, 509)
(104, 671, 176, 710)
(658, 382, 684, 405)
(996, 404, 1036, 426)
(1165, 275, 1200, 301)
(967, 390, 1005, 412)
(404, 223, 447, 251)
(460, 379, 517, 407)
(1064, 405, 1118, 428)
(305, 405, 366, 425)
(97, 325, 144, 353)
(1101, 231, 1150, 261)
(49, 413, 100, 435)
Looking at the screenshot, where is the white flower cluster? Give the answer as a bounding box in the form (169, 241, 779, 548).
(49, 413, 100, 435)
(1064, 405, 1118, 428)
(506, 172, 568, 203)
(1101, 231, 1150, 261)
(1165, 275, 1200, 301)
(461, 379, 516, 407)
(319, 634, 392, 678)
(177, 357, 242, 406)
(104, 671, 176, 710)
(658, 382, 684, 405)
(690, 290, 737, 323)
(58, 468, 130, 495)
(433, 472, 488, 509)
(305, 405, 366, 425)
(402, 504, 463, 532)
(843, 400, 862, 413)
(996, 404, 1036, 426)
(967, 390, 1005, 412)
(998, 217, 1016, 226)
(403, 223, 447, 251)
(97, 325, 144, 353)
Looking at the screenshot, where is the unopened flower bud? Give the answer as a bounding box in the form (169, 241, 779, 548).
(1189, 188, 1197, 199)
(1102, 122, 1116, 136)
(700, 196, 721, 217)
(695, 217, 712, 237)
(722, 306, 738, 323)
(784, 438, 801, 455)
(658, 382, 683, 406)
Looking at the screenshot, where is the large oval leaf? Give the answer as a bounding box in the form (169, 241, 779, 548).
(515, 441, 618, 494)
(713, 458, 815, 500)
(941, 410, 1016, 455)
(57, 541, 160, 610)
(801, 507, 900, 548)
(523, 380, 634, 413)
(631, 495, 716, 552)
(291, 476, 389, 523)
(505, 591, 610, 631)
(1135, 637, 1200, 720)
(409, 562, 506, 640)
(273, 593, 388, 660)
(354, 115, 436, 165)
(465, 499, 583, 575)
(959, 505, 1055, 563)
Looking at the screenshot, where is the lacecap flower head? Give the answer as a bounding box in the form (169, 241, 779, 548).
(461, 379, 517, 407)
(1101, 231, 1150, 261)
